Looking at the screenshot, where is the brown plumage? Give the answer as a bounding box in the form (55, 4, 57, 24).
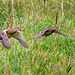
(34, 27, 75, 39)
(0, 27, 28, 49)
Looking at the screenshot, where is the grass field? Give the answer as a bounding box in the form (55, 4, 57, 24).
(0, 0, 75, 75)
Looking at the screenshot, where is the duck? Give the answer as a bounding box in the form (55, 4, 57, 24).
(0, 27, 28, 49)
(34, 27, 75, 39)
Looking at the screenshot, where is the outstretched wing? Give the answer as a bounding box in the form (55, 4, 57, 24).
(12, 31, 28, 48)
(1, 31, 11, 49)
(55, 30, 75, 39)
(34, 29, 49, 39)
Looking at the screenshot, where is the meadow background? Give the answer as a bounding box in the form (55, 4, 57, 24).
(0, 0, 75, 75)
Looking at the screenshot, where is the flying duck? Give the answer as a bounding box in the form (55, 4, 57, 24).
(0, 27, 28, 49)
(34, 27, 75, 39)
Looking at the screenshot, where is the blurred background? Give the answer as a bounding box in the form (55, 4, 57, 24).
(0, 0, 75, 75)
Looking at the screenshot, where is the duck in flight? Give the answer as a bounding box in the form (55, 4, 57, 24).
(0, 27, 28, 49)
(34, 27, 75, 39)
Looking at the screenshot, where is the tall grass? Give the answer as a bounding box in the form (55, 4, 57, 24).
(0, 0, 75, 75)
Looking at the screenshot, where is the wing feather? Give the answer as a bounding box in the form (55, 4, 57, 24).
(12, 31, 28, 48)
(34, 29, 49, 39)
(1, 31, 11, 49)
(55, 30, 75, 39)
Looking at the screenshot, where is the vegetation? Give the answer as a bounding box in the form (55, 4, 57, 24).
(0, 0, 75, 75)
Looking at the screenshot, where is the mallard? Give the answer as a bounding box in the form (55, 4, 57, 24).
(34, 27, 75, 39)
(0, 27, 28, 49)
